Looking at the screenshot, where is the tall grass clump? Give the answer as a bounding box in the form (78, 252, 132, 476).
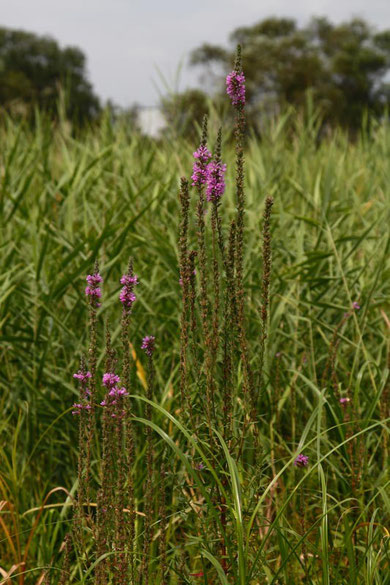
(0, 47, 389, 584)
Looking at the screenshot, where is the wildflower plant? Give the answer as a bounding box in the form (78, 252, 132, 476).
(68, 44, 279, 585)
(68, 256, 158, 585)
(57, 44, 389, 585)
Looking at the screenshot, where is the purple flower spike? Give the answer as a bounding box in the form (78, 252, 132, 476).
(85, 286, 102, 297)
(102, 372, 121, 388)
(119, 289, 136, 309)
(73, 371, 92, 382)
(352, 301, 361, 310)
(194, 145, 212, 163)
(85, 272, 103, 303)
(206, 160, 227, 202)
(192, 145, 212, 187)
(108, 386, 129, 398)
(226, 70, 246, 106)
(141, 335, 155, 357)
(120, 274, 139, 286)
(294, 454, 309, 468)
(119, 272, 138, 312)
(86, 273, 103, 286)
(73, 368, 92, 401)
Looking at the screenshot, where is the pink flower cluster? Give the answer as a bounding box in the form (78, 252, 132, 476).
(102, 372, 120, 387)
(191, 145, 212, 187)
(108, 386, 128, 398)
(100, 372, 129, 412)
(226, 70, 246, 106)
(85, 273, 103, 299)
(73, 370, 92, 383)
(119, 274, 139, 312)
(205, 160, 227, 202)
(72, 368, 92, 414)
(141, 335, 155, 357)
(191, 146, 227, 202)
(294, 454, 309, 468)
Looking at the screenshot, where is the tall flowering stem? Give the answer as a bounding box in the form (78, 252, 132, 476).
(141, 336, 156, 585)
(96, 324, 117, 584)
(207, 145, 226, 365)
(209, 143, 237, 441)
(72, 262, 101, 574)
(85, 260, 102, 409)
(100, 361, 130, 585)
(221, 220, 237, 441)
(205, 126, 226, 204)
(120, 258, 137, 391)
(120, 259, 137, 584)
(178, 178, 193, 421)
(195, 116, 215, 437)
(83, 261, 102, 522)
(209, 129, 225, 369)
(188, 250, 199, 369)
(227, 46, 254, 426)
(195, 116, 211, 333)
(257, 196, 274, 409)
(113, 387, 129, 585)
(106, 260, 137, 584)
(211, 203, 220, 359)
(72, 356, 92, 560)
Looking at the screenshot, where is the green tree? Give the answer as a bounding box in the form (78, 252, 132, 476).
(0, 27, 100, 123)
(190, 17, 390, 130)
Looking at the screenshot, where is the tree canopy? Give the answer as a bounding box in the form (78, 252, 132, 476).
(189, 17, 390, 130)
(0, 27, 100, 124)
(161, 88, 210, 140)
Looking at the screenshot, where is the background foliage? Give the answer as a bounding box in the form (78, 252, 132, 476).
(0, 27, 100, 124)
(2, 16, 390, 133)
(187, 17, 390, 133)
(0, 105, 389, 582)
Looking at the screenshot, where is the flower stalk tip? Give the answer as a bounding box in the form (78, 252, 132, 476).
(141, 335, 156, 357)
(294, 454, 309, 468)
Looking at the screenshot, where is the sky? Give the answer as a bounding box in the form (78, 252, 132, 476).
(1, 0, 390, 108)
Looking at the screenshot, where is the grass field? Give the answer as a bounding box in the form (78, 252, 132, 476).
(0, 106, 389, 584)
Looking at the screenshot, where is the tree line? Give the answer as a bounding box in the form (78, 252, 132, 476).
(1, 17, 390, 130)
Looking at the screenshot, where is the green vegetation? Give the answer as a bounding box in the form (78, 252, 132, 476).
(0, 27, 100, 124)
(0, 103, 389, 584)
(181, 17, 390, 132)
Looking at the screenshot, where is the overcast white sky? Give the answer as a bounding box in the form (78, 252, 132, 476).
(1, 0, 390, 107)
